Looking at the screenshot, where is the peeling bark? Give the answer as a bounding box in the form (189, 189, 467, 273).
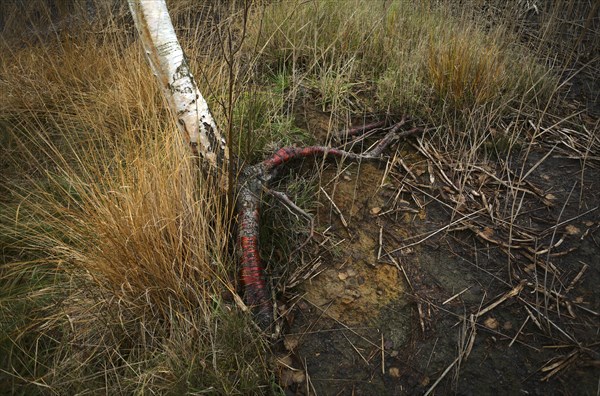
(236, 127, 418, 330)
(127, 0, 228, 172)
(236, 147, 367, 329)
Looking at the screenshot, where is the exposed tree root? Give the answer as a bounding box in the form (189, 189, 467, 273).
(236, 121, 424, 331)
(125, 0, 427, 334)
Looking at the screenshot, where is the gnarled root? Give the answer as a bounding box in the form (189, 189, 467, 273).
(236, 120, 424, 331)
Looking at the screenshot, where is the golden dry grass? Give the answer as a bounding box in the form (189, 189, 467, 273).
(0, 1, 269, 393)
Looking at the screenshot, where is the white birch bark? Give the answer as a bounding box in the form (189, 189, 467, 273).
(127, 0, 228, 171)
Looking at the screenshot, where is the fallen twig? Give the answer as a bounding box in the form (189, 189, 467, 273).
(424, 357, 459, 396)
(475, 281, 525, 318)
(384, 208, 485, 258)
(265, 187, 315, 255)
(442, 287, 470, 305)
(319, 186, 350, 230)
(333, 119, 387, 142)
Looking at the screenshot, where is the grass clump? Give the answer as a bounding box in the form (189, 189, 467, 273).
(0, 2, 270, 394)
(232, 79, 313, 164)
(246, 0, 556, 145)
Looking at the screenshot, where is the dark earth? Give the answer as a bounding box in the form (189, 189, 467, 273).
(265, 4, 600, 394)
(269, 102, 599, 395)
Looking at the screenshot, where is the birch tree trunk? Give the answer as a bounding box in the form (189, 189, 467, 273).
(127, 0, 228, 173)
(126, 0, 418, 332)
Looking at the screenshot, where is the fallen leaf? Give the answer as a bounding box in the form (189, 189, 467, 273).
(292, 370, 306, 383)
(284, 335, 299, 351)
(565, 225, 580, 235)
(481, 227, 495, 238)
(280, 369, 305, 387)
(399, 247, 414, 255)
(524, 263, 536, 273)
(370, 207, 382, 215)
(389, 367, 401, 378)
(276, 355, 293, 368)
(484, 317, 499, 330)
(279, 370, 294, 387)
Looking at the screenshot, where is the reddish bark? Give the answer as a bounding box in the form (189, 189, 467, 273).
(262, 146, 364, 170)
(237, 168, 271, 327)
(237, 121, 423, 331)
(333, 120, 387, 141)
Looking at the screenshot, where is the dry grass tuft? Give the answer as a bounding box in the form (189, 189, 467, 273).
(0, 1, 269, 393)
(246, 0, 557, 150)
(426, 28, 507, 109)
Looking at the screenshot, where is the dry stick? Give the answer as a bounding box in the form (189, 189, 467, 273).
(542, 181, 577, 322)
(377, 226, 384, 260)
(509, 316, 530, 348)
(463, 314, 478, 359)
(385, 208, 485, 257)
(519, 298, 579, 344)
(523, 306, 543, 330)
(572, 304, 599, 317)
(386, 252, 414, 291)
(381, 334, 385, 375)
(415, 138, 459, 191)
(468, 163, 540, 197)
(417, 303, 426, 333)
(424, 357, 460, 396)
(425, 337, 439, 370)
(285, 256, 324, 289)
(264, 187, 315, 255)
(442, 287, 471, 305)
(341, 332, 370, 365)
(304, 357, 317, 396)
(475, 281, 525, 318)
(367, 126, 425, 157)
(565, 262, 589, 294)
(300, 298, 383, 350)
(333, 120, 387, 142)
(542, 205, 599, 234)
(541, 350, 579, 382)
(469, 223, 564, 260)
(319, 186, 350, 230)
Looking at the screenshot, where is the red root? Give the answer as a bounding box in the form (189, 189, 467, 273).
(237, 120, 423, 331)
(262, 146, 363, 171)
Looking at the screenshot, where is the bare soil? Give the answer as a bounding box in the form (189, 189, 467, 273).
(273, 106, 599, 395)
